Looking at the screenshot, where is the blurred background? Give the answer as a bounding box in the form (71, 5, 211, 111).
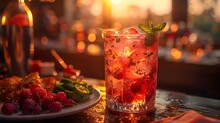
(0, 0, 220, 99)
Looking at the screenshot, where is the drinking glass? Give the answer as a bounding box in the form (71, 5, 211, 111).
(103, 29, 159, 113)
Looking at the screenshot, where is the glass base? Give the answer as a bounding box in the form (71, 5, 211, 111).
(106, 98, 155, 113)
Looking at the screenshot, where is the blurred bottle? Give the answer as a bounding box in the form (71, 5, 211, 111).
(1, 0, 34, 77)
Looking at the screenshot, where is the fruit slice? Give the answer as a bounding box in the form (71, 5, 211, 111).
(74, 84, 90, 96)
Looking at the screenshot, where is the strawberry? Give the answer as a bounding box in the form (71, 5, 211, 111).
(48, 101, 63, 113)
(1, 102, 18, 115)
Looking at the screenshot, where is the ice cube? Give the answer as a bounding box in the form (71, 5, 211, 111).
(103, 29, 117, 38)
(106, 59, 123, 74)
(121, 26, 146, 34)
(124, 61, 151, 80)
(122, 27, 139, 34)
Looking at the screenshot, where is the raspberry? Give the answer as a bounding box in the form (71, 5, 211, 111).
(30, 84, 42, 93)
(114, 69, 124, 79)
(62, 99, 76, 107)
(1, 102, 18, 115)
(130, 82, 143, 94)
(21, 99, 36, 115)
(55, 92, 67, 103)
(48, 101, 63, 112)
(32, 105, 42, 114)
(32, 88, 47, 104)
(20, 89, 32, 101)
(42, 93, 55, 109)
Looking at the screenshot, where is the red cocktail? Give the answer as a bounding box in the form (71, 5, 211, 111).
(103, 24, 161, 113)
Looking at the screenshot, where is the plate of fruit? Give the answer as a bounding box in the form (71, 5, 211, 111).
(0, 72, 101, 121)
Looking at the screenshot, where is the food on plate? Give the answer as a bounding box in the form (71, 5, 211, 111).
(1, 84, 76, 115)
(0, 72, 94, 116)
(53, 78, 93, 102)
(0, 76, 22, 101)
(0, 72, 56, 101)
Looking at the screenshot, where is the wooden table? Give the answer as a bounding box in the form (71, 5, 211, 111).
(0, 78, 220, 123)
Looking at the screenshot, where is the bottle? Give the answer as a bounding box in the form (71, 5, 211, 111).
(1, 0, 34, 77)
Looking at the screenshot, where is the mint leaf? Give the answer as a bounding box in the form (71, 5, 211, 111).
(138, 21, 166, 46)
(148, 21, 154, 29)
(152, 22, 166, 32)
(138, 24, 153, 34)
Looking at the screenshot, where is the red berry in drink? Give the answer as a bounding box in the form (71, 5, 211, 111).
(114, 69, 124, 79)
(48, 101, 63, 112)
(55, 92, 67, 103)
(130, 82, 142, 94)
(1, 102, 18, 115)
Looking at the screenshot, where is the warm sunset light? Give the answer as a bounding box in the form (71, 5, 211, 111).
(1, 16, 6, 25)
(77, 32, 85, 41)
(171, 23, 178, 32)
(171, 48, 182, 61)
(111, 0, 171, 19)
(189, 33, 198, 44)
(77, 41, 86, 53)
(87, 44, 101, 55)
(181, 36, 189, 45)
(111, 0, 122, 5)
(41, 36, 49, 45)
(88, 29, 97, 42)
(196, 48, 204, 57)
(88, 33, 96, 42)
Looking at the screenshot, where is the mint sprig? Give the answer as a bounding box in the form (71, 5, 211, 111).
(138, 21, 166, 46)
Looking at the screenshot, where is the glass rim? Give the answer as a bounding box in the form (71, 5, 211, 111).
(104, 32, 159, 37)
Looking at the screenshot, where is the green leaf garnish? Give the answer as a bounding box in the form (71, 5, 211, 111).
(152, 22, 166, 32)
(138, 21, 166, 46)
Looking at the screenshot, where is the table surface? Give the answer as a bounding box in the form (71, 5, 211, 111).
(0, 78, 220, 123)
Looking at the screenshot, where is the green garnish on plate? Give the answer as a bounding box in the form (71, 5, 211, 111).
(138, 21, 166, 46)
